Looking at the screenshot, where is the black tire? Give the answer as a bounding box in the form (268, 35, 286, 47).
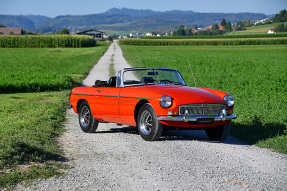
(78, 100, 99, 133)
(205, 123, 231, 141)
(137, 103, 163, 141)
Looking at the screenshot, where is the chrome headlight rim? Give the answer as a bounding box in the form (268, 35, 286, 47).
(224, 94, 234, 107)
(160, 95, 172, 108)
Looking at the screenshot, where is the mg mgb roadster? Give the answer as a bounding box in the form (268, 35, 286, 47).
(68, 68, 236, 141)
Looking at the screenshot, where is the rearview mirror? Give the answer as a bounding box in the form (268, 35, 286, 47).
(148, 72, 158, 75)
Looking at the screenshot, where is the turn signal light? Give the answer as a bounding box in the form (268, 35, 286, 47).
(227, 110, 233, 115)
(168, 111, 178, 116)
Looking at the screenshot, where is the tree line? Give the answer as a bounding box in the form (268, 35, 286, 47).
(173, 9, 287, 36)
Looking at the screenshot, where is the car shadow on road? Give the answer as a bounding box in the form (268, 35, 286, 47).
(95, 125, 247, 146)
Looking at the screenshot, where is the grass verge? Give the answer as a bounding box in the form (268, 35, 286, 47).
(0, 91, 69, 188)
(0, 42, 110, 188)
(120, 44, 287, 154)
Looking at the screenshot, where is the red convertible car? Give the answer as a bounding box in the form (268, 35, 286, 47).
(69, 68, 236, 141)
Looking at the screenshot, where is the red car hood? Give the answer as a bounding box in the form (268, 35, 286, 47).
(138, 85, 226, 105)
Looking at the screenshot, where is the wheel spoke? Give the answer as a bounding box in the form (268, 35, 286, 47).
(140, 111, 154, 135)
(80, 106, 90, 128)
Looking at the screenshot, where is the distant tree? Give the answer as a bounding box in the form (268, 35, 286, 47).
(194, 30, 212, 36)
(274, 23, 287, 32)
(273, 9, 287, 23)
(175, 25, 186, 36)
(211, 23, 221, 35)
(221, 19, 227, 27)
(235, 21, 245, 31)
(0, 25, 6, 27)
(59, 28, 70, 34)
(225, 21, 232, 32)
(194, 24, 198, 30)
(243, 19, 251, 27)
(184, 28, 193, 36)
(107, 36, 113, 42)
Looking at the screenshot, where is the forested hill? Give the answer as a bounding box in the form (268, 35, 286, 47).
(0, 8, 268, 33)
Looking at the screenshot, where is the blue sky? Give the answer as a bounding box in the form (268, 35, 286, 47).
(1, 0, 286, 17)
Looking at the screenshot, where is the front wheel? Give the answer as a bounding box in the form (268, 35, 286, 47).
(137, 103, 163, 141)
(78, 100, 99, 133)
(205, 123, 230, 141)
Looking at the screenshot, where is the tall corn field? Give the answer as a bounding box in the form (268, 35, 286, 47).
(119, 37, 287, 46)
(0, 35, 96, 48)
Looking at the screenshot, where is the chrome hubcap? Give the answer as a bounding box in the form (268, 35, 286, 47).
(80, 106, 90, 128)
(139, 110, 153, 135)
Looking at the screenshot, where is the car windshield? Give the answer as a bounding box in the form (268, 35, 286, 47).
(122, 68, 187, 87)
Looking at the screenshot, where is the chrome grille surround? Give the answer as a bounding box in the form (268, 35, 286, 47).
(179, 104, 226, 116)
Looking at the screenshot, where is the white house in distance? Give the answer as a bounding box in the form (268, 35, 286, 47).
(145, 32, 153, 36)
(267, 29, 274, 34)
(130, 33, 145, 38)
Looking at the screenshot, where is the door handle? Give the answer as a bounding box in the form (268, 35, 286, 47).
(97, 90, 102, 92)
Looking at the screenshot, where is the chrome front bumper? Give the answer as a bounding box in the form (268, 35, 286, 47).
(158, 114, 236, 122)
(158, 108, 236, 122)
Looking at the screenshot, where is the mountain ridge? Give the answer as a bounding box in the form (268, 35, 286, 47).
(0, 8, 268, 34)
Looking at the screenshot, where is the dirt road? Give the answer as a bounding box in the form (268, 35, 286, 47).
(16, 41, 287, 191)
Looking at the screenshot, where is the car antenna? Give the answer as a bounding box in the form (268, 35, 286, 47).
(187, 58, 197, 87)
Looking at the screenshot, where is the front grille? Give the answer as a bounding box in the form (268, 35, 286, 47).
(179, 104, 225, 115)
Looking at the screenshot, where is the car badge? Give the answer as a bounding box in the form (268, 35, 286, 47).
(202, 103, 208, 114)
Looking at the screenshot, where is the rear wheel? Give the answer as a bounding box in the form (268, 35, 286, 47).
(137, 103, 163, 141)
(205, 123, 230, 141)
(78, 100, 99, 133)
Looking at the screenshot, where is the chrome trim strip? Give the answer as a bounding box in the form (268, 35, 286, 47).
(157, 114, 236, 122)
(71, 93, 159, 101)
(120, 96, 159, 101)
(71, 93, 97, 97)
(71, 93, 118, 98)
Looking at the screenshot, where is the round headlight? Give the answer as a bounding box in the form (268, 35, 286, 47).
(160, 95, 172, 108)
(224, 95, 234, 107)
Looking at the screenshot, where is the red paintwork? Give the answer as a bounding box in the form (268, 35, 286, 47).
(69, 84, 233, 128)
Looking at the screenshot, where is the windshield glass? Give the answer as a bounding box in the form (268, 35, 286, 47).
(122, 69, 187, 86)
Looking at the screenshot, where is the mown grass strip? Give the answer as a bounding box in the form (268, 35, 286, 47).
(120, 44, 287, 154)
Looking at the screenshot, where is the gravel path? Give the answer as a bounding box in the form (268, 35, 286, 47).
(15, 41, 287, 191)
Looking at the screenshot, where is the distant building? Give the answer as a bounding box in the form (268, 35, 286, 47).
(145, 32, 153, 37)
(267, 29, 274, 34)
(130, 33, 144, 38)
(207, 25, 226, 31)
(76, 29, 106, 40)
(0, 27, 24, 35)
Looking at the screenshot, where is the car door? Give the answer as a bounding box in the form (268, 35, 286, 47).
(94, 87, 120, 122)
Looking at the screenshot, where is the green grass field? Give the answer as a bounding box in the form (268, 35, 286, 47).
(0, 43, 109, 93)
(120, 44, 287, 153)
(0, 42, 110, 188)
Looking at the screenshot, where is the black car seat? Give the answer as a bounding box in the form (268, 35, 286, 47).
(108, 76, 117, 87)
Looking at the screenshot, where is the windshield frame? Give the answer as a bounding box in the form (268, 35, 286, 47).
(117, 68, 187, 88)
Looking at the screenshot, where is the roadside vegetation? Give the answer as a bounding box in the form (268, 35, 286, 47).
(120, 37, 287, 46)
(120, 43, 287, 154)
(0, 41, 110, 188)
(0, 35, 96, 48)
